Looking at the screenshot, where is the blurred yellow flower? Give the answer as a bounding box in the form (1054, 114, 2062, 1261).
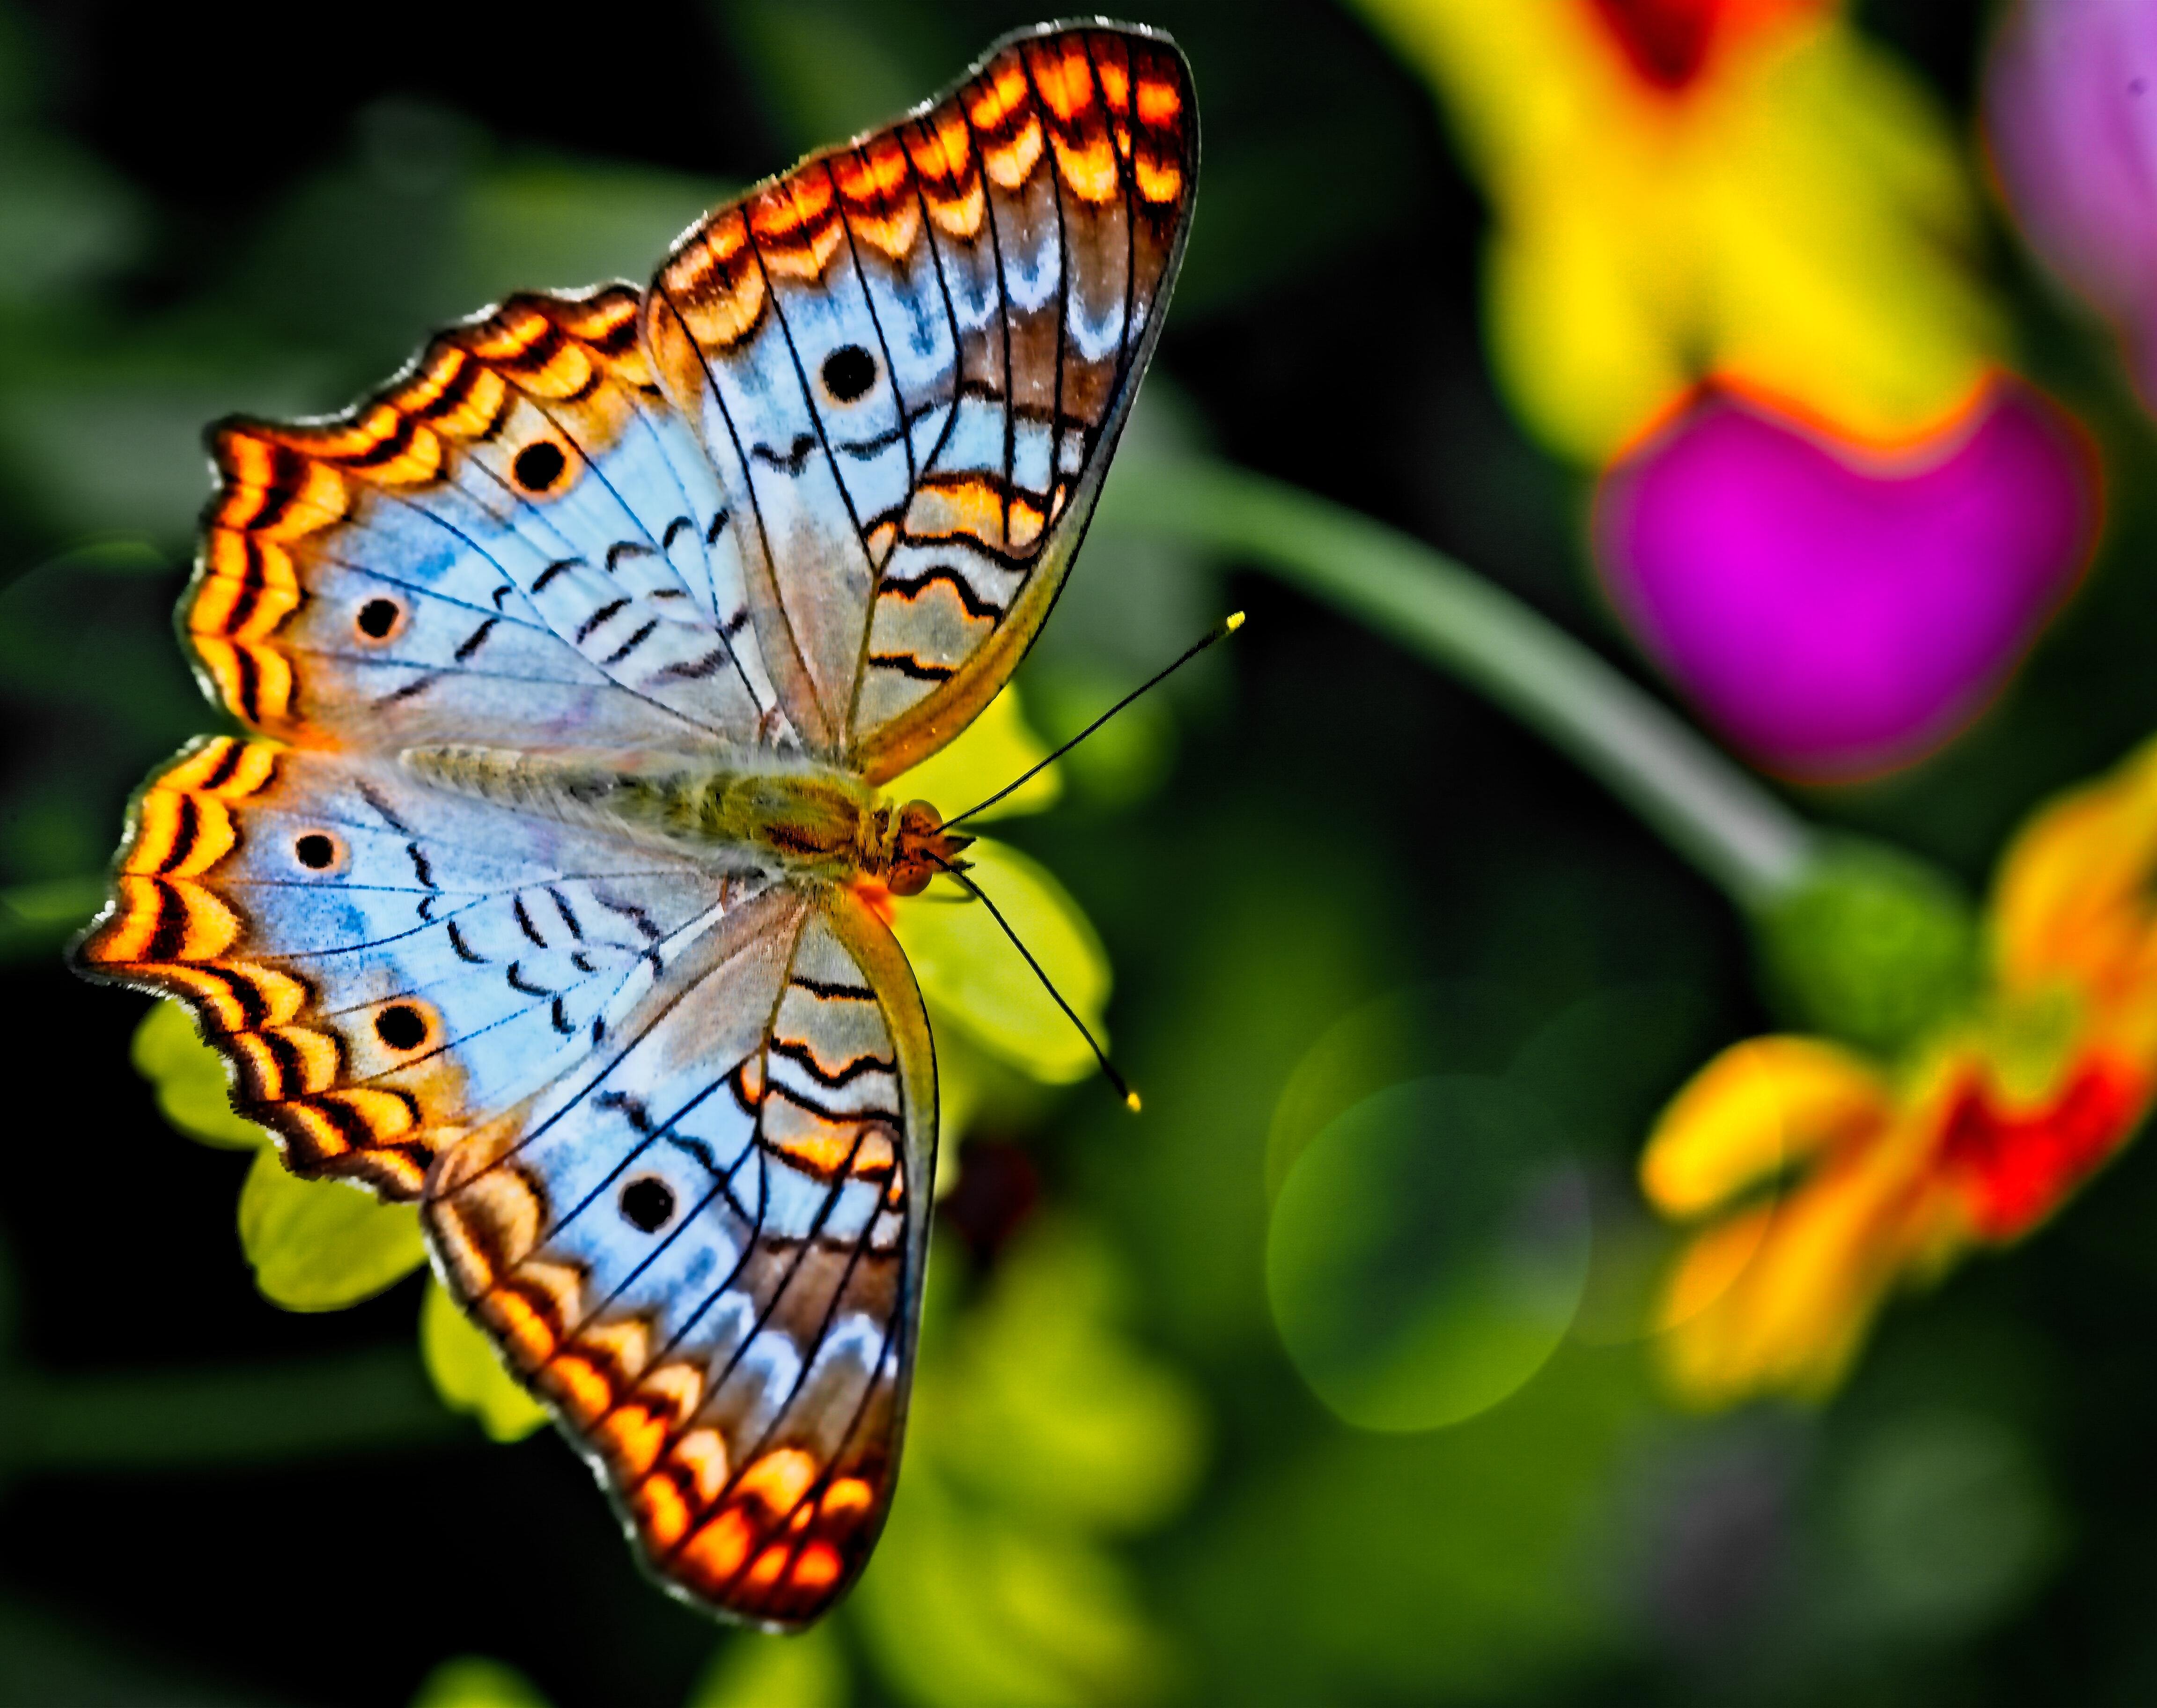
(1642, 736, 2157, 1404)
(1351, 0, 2000, 462)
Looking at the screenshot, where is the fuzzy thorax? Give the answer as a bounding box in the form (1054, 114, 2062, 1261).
(399, 744, 966, 890)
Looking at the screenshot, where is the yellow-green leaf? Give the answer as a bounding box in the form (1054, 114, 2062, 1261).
(891, 839, 1108, 1084)
(894, 685, 1060, 824)
(687, 1627, 849, 1708)
(236, 1146, 427, 1311)
(420, 1276, 550, 1443)
(132, 998, 268, 1149)
(409, 1656, 553, 1708)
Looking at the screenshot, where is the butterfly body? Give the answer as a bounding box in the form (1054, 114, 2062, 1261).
(74, 20, 1194, 1628)
(398, 744, 965, 894)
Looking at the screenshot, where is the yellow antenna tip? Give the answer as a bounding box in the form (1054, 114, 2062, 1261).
(1224, 611, 1246, 633)
(1125, 1090, 1143, 1113)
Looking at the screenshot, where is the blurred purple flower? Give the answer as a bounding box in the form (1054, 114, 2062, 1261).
(1987, 0, 2157, 404)
(1596, 380, 2098, 781)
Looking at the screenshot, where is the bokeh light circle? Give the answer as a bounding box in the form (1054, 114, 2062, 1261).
(1266, 1075, 1591, 1431)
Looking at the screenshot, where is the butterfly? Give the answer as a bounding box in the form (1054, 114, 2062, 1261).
(72, 21, 1195, 1628)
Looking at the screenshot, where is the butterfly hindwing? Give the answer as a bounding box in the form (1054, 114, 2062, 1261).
(194, 286, 785, 753)
(76, 737, 733, 1195)
(426, 883, 932, 1627)
(642, 22, 1196, 781)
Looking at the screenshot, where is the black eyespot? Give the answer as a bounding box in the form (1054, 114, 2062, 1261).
(356, 598, 400, 639)
(821, 344, 877, 403)
(374, 1003, 427, 1051)
(619, 1175, 676, 1233)
(513, 441, 567, 493)
(294, 832, 337, 870)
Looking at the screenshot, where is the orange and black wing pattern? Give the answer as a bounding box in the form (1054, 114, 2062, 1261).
(189, 286, 783, 754)
(643, 22, 1197, 779)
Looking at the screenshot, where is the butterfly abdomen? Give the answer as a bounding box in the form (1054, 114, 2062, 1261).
(399, 744, 892, 881)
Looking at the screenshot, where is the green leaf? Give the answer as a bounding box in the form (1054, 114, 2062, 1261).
(1021, 663, 1176, 810)
(236, 1147, 427, 1312)
(409, 1656, 553, 1708)
(132, 999, 270, 1150)
(686, 1627, 850, 1708)
(0, 368, 327, 542)
(895, 685, 1061, 824)
(891, 839, 1108, 1084)
(0, 135, 142, 305)
(420, 1277, 549, 1443)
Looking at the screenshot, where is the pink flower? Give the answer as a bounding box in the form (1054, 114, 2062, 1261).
(1596, 379, 2098, 780)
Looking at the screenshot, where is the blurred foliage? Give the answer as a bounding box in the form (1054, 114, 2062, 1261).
(850, 1221, 1205, 1705)
(412, 1658, 555, 1708)
(1268, 1075, 1592, 1431)
(7, 1, 2157, 1707)
(686, 1627, 850, 1708)
(896, 838, 1112, 1088)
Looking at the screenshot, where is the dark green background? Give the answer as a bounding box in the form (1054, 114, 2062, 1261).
(6, 1, 2157, 1703)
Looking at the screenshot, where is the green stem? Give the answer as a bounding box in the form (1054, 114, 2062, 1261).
(1098, 459, 1818, 910)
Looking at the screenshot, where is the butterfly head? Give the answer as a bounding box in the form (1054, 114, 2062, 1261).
(872, 799, 973, 898)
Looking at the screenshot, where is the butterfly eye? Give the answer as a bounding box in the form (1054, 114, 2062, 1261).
(356, 597, 404, 640)
(821, 344, 877, 404)
(293, 831, 343, 871)
(512, 440, 569, 494)
(619, 1175, 677, 1233)
(373, 1001, 432, 1053)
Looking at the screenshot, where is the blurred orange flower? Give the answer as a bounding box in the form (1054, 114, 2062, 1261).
(1641, 736, 2157, 1404)
(1349, 0, 2000, 462)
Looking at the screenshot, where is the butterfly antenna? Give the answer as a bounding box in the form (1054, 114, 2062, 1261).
(928, 852, 1141, 1113)
(943, 611, 1246, 830)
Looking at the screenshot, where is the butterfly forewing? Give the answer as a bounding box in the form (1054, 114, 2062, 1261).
(426, 885, 933, 1626)
(642, 22, 1197, 780)
(194, 286, 785, 751)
